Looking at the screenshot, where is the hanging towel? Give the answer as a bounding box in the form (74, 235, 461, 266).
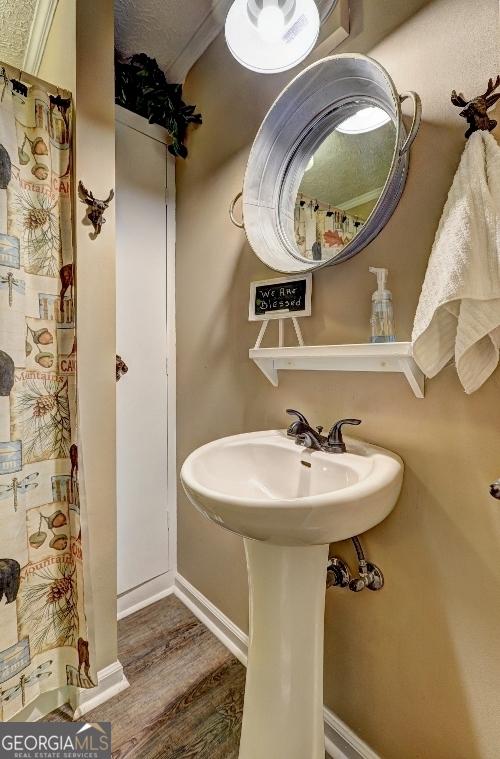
(412, 131, 500, 393)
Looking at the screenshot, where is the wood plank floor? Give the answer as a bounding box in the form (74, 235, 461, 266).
(48, 595, 246, 758)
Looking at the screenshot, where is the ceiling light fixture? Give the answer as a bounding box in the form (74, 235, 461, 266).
(225, 0, 321, 74)
(336, 106, 392, 134)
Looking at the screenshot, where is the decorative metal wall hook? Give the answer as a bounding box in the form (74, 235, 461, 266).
(116, 355, 128, 382)
(78, 180, 114, 237)
(490, 478, 500, 500)
(451, 75, 500, 138)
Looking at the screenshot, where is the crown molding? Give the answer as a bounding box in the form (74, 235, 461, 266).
(166, 0, 232, 83)
(22, 0, 58, 75)
(337, 186, 384, 211)
(314, 0, 350, 59)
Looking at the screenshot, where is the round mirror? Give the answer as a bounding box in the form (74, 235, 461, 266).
(239, 54, 421, 273)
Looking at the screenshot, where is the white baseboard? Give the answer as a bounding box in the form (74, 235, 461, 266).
(323, 709, 381, 759)
(174, 573, 380, 759)
(71, 661, 129, 720)
(174, 574, 248, 666)
(9, 662, 129, 724)
(117, 570, 175, 619)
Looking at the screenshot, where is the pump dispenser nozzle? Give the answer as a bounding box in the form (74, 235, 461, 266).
(369, 266, 395, 342)
(369, 267, 389, 299)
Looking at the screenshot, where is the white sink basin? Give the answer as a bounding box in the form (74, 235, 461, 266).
(181, 429, 403, 759)
(181, 429, 403, 546)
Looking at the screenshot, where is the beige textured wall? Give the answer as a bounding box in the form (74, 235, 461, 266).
(176, 1, 500, 757)
(38, 0, 118, 675)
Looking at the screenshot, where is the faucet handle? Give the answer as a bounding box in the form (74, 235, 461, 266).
(286, 409, 309, 424)
(327, 418, 361, 453)
(286, 408, 310, 437)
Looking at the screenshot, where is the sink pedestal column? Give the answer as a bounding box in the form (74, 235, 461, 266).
(239, 539, 329, 759)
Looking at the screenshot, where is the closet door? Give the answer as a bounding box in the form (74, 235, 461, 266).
(116, 114, 170, 594)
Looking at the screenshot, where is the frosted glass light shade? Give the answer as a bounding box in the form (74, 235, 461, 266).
(225, 0, 320, 74)
(336, 106, 392, 134)
(257, 6, 285, 41)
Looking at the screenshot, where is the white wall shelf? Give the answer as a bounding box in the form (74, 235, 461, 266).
(249, 341, 425, 398)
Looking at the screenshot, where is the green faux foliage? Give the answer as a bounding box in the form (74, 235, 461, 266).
(114, 52, 202, 158)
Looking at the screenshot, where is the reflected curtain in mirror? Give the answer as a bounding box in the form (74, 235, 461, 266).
(292, 115, 396, 263)
(294, 195, 363, 260)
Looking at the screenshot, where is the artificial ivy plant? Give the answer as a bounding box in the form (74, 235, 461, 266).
(115, 52, 202, 158)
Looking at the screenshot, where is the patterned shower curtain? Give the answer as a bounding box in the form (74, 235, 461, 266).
(294, 194, 364, 260)
(0, 64, 94, 719)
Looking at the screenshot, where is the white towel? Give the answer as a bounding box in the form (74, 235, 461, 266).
(412, 131, 500, 393)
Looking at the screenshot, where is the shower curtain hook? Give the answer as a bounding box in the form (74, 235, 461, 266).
(0, 68, 7, 102)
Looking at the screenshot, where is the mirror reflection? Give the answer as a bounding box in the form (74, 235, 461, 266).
(294, 106, 395, 262)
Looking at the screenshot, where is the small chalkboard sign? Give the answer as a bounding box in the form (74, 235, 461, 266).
(249, 273, 312, 322)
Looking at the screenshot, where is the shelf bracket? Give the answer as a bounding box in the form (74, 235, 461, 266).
(399, 357, 425, 398)
(253, 358, 278, 387)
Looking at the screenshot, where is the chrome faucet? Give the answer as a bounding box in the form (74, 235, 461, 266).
(286, 409, 361, 454)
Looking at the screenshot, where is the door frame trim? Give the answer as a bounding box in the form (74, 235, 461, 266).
(115, 104, 170, 145)
(166, 150, 177, 576)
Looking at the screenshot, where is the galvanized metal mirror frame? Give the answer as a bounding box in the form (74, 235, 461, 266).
(236, 53, 421, 273)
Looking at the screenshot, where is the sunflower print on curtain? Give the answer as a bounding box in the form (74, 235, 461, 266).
(0, 65, 94, 720)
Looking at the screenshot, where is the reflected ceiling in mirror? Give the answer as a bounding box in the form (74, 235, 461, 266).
(293, 108, 396, 263)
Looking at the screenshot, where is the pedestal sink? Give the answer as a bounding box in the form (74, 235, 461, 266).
(181, 429, 403, 759)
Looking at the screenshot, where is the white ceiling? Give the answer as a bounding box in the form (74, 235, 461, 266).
(115, 0, 233, 84)
(0, 0, 36, 69)
(114, 0, 337, 84)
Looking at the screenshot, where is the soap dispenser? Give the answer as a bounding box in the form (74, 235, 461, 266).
(369, 267, 395, 343)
